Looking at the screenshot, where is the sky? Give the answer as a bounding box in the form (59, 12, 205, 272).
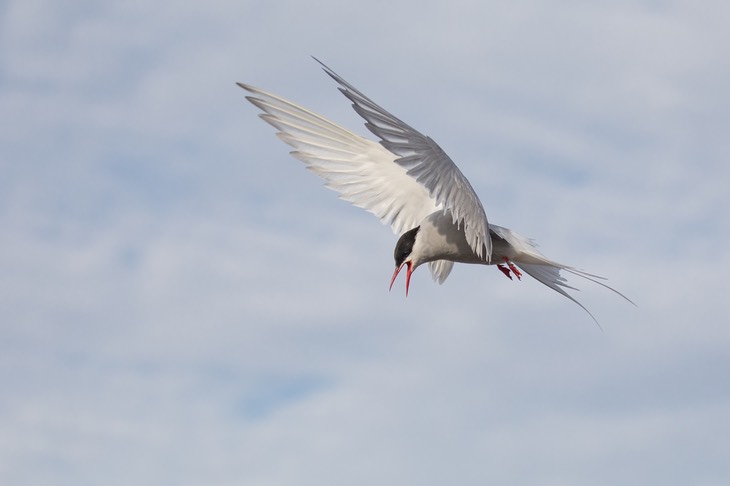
(1, 0, 729, 485)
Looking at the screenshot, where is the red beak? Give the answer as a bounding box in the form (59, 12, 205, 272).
(389, 261, 414, 296)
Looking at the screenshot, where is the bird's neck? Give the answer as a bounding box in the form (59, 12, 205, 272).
(412, 211, 485, 266)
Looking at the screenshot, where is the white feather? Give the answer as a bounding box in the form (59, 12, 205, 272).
(240, 84, 439, 237)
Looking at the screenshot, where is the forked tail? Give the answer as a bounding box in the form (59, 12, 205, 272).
(490, 225, 636, 327)
(516, 261, 635, 328)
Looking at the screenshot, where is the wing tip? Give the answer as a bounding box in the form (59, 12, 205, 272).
(236, 81, 254, 92)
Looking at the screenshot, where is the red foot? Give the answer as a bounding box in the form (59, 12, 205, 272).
(505, 257, 522, 280)
(497, 264, 513, 280)
(497, 258, 522, 281)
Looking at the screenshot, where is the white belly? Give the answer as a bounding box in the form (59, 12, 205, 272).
(415, 211, 518, 265)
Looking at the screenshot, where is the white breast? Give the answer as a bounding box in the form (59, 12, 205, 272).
(412, 211, 486, 265)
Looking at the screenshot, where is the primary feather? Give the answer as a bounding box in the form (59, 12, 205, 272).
(313, 59, 492, 262)
(240, 83, 439, 237)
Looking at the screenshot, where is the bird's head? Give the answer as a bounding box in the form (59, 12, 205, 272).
(389, 226, 421, 296)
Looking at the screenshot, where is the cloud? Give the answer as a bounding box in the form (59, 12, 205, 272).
(1, 0, 729, 485)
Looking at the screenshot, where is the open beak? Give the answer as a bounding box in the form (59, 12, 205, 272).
(389, 261, 414, 296)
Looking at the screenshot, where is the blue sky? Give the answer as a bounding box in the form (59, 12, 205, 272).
(2, 1, 729, 485)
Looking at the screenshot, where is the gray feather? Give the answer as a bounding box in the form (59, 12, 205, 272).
(314, 58, 492, 262)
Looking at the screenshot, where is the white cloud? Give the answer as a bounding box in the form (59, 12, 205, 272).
(1, 0, 729, 485)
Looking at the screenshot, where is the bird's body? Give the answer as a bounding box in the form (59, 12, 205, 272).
(413, 211, 485, 265)
(238, 59, 633, 323)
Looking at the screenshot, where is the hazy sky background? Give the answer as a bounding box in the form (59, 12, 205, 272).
(2, 1, 729, 485)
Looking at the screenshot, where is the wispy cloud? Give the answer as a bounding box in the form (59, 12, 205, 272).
(1, 0, 729, 485)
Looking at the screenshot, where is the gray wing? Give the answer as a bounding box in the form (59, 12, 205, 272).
(428, 260, 454, 284)
(239, 83, 438, 237)
(315, 59, 492, 262)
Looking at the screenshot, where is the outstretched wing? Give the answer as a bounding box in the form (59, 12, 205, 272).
(315, 59, 492, 262)
(238, 83, 439, 238)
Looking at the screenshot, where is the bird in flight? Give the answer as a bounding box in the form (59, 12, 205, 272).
(238, 59, 633, 323)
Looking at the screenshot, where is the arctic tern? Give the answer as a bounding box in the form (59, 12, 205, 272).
(238, 59, 633, 323)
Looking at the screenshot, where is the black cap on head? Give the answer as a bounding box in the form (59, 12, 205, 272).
(393, 226, 420, 267)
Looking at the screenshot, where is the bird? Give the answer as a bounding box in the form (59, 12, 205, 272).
(237, 58, 634, 323)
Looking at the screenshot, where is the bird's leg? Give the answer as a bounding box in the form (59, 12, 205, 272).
(497, 263, 513, 280)
(497, 257, 522, 281)
(505, 257, 522, 280)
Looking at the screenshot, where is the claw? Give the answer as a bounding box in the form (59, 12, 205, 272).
(497, 264, 513, 280)
(505, 258, 522, 280)
(497, 258, 522, 281)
